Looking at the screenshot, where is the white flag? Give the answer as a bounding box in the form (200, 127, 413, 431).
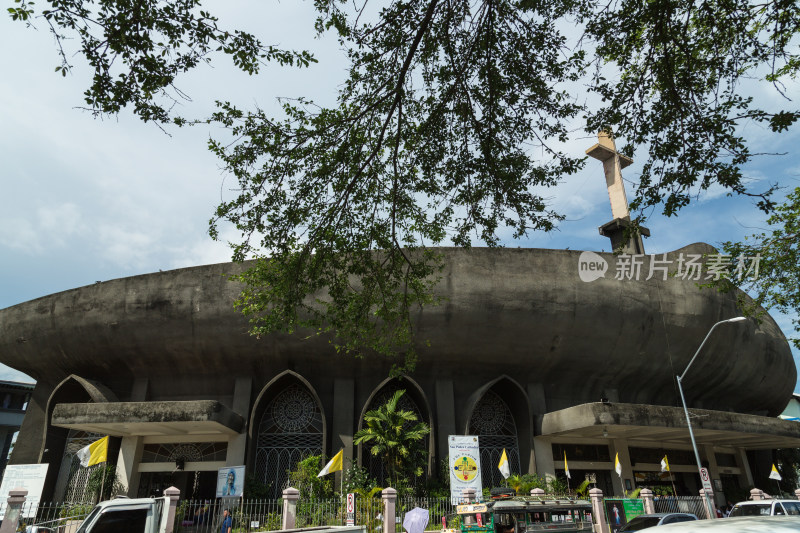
(615, 453, 622, 478)
(660, 455, 670, 473)
(770, 464, 782, 481)
(498, 449, 510, 479)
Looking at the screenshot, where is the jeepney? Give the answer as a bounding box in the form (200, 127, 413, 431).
(444, 498, 593, 533)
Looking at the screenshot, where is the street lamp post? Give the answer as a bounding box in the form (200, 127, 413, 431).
(676, 316, 746, 520)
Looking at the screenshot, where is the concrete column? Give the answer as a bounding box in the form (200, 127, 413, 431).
(163, 486, 180, 533)
(382, 487, 397, 533)
(332, 378, 355, 488)
(435, 380, 456, 465)
(116, 435, 144, 496)
(700, 489, 715, 519)
(640, 488, 655, 514)
(530, 488, 545, 498)
(282, 487, 300, 530)
(589, 488, 607, 533)
(0, 488, 27, 533)
(533, 437, 555, 482)
(736, 448, 754, 488)
(461, 488, 476, 525)
(226, 377, 252, 467)
(702, 445, 724, 506)
(609, 439, 632, 496)
(527, 383, 547, 473)
(750, 488, 764, 501)
(130, 378, 149, 401)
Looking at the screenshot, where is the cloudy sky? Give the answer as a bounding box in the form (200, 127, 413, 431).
(1, 3, 798, 390)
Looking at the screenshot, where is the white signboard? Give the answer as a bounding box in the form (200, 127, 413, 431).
(0, 464, 49, 519)
(448, 435, 482, 503)
(216, 465, 245, 498)
(699, 467, 713, 493)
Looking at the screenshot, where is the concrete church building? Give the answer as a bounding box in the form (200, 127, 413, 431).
(2, 135, 799, 504)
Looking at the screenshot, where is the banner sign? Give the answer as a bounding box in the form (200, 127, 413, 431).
(0, 464, 49, 519)
(216, 465, 245, 498)
(448, 435, 482, 503)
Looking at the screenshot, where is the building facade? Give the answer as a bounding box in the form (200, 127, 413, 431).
(1, 245, 798, 504)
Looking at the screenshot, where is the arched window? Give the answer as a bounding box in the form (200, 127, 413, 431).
(255, 384, 323, 497)
(53, 429, 104, 502)
(468, 390, 520, 488)
(362, 383, 428, 487)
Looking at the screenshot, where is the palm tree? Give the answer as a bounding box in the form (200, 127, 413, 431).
(354, 390, 430, 489)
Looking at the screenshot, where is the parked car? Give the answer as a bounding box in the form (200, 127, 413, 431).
(729, 500, 800, 516)
(618, 513, 698, 531)
(659, 516, 800, 531)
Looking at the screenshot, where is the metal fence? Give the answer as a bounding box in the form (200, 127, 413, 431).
(1, 501, 95, 532)
(653, 496, 708, 518)
(173, 496, 456, 533)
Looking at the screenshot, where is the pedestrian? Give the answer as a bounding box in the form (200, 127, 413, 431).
(220, 508, 233, 533)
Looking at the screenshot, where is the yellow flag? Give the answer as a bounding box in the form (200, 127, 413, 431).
(77, 436, 109, 468)
(614, 453, 622, 477)
(317, 449, 344, 477)
(564, 452, 570, 479)
(498, 449, 510, 479)
(661, 455, 670, 472)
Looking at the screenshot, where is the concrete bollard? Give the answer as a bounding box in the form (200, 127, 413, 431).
(589, 488, 607, 533)
(0, 488, 28, 533)
(163, 486, 180, 533)
(461, 488, 477, 525)
(699, 489, 716, 519)
(282, 487, 300, 530)
(750, 488, 765, 501)
(640, 488, 655, 515)
(382, 487, 397, 533)
(530, 488, 545, 498)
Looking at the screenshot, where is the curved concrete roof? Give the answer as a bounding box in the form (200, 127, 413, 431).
(0, 244, 793, 415)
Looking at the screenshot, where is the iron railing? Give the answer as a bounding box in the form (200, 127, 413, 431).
(2, 500, 95, 532)
(653, 496, 708, 518)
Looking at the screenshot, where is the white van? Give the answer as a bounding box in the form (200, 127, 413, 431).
(728, 500, 800, 516)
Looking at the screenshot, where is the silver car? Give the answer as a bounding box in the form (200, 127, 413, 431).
(729, 500, 800, 516)
(618, 513, 699, 531)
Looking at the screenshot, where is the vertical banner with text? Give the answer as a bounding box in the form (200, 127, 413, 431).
(448, 435, 482, 503)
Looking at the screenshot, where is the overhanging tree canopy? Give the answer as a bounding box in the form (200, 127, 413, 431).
(9, 0, 799, 364)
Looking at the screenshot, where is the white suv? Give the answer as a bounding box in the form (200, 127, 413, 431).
(729, 500, 800, 516)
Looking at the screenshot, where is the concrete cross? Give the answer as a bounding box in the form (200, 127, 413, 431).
(585, 131, 633, 220)
(585, 131, 649, 254)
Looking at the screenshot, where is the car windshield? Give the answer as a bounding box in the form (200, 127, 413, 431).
(729, 504, 771, 517)
(618, 516, 661, 531)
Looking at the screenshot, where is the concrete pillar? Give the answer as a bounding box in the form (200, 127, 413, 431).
(609, 439, 632, 496)
(736, 448, 754, 488)
(435, 380, 456, 466)
(226, 377, 252, 467)
(589, 488, 607, 533)
(702, 445, 724, 506)
(531, 488, 545, 498)
(282, 487, 300, 530)
(332, 378, 355, 487)
(533, 437, 555, 482)
(116, 435, 144, 496)
(0, 488, 27, 533)
(750, 488, 764, 501)
(700, 489, 716, 519)
(130, 378, 149, 401)
(382, 487, 397, 533)
(163, 486, 180, 533)
(640, 488, 655, 514)
(527, 383, 547, 472)
(461, 488, 477, 524)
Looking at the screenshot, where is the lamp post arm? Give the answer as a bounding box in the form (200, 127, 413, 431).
(679, 321, 725, 381)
